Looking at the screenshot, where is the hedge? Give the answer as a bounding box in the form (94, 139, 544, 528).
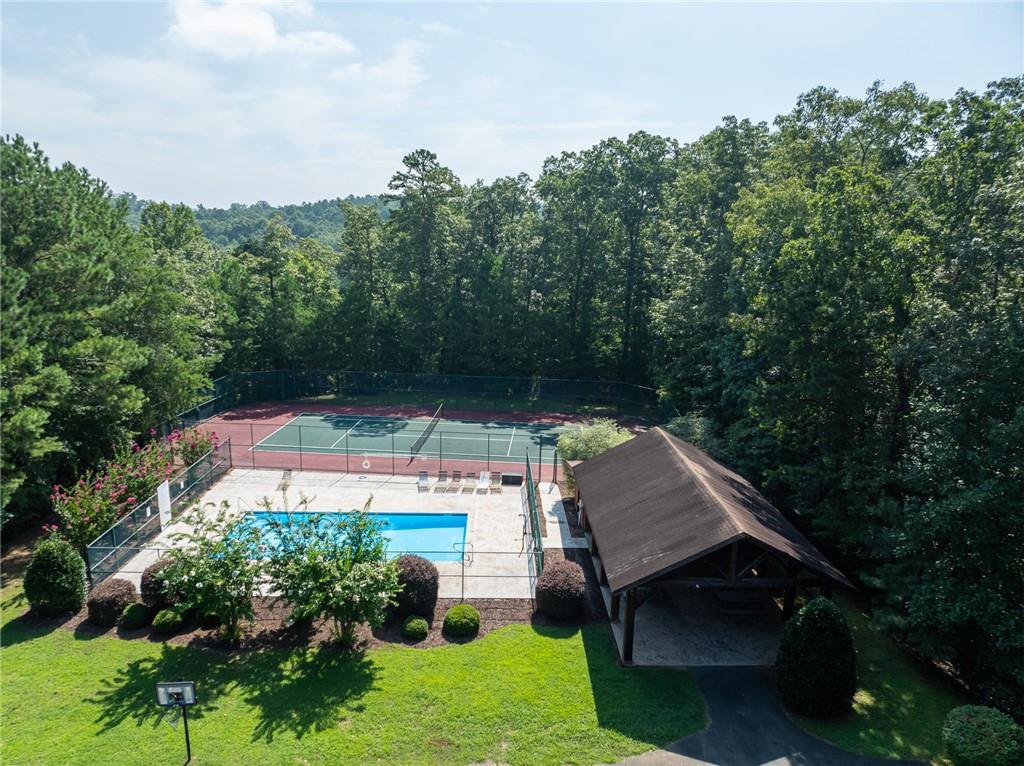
(151, 608, 185, 635)
(23, 535, 87, 616)
(87, 578, 138, 627)
(402, 615, 429, 641)
(119, 602, 152, 630)
(394, 554, 439, 618)
(442, 604, 480, 639)
(775, 596, 857, 718)
(535, 560, 586, 620)
(140, 558, 178, 610)
(942, 705, 1024, 766)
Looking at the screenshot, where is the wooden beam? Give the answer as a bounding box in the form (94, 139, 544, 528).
(728, 542, 739, 579)
(655, 576, 825, 590)
(737, 551, 770, 579)
(622, 588, 637, 663)
(610, 592, 621, 623)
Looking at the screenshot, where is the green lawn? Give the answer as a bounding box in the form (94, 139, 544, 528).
(794, 597, 966, 765)
(0, 579, 704, 766)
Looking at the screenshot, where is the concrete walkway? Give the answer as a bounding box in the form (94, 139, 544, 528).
(613, 667, 924, 766)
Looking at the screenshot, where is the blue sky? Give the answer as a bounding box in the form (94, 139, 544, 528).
(3, 1, 1021, 207)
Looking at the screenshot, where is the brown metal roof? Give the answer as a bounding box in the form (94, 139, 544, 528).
(573, 427, 852, 593)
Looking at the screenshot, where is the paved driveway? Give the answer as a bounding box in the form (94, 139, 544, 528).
(613, 667, 925, 766)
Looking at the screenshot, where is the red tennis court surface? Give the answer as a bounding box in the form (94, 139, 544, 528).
(202, 401, 577, 483)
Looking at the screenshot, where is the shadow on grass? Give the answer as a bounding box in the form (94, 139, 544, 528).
(575, 622, 706, 747)
(0, 608, 68, 647)
(89, 643, 377, 743)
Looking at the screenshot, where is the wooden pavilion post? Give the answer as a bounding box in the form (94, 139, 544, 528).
(622, 588, 637, 663)
(610, 592, 620, 623)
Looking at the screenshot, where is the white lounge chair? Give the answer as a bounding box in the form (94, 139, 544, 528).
(476, 471, 490, 493)
(417, 471, 429, 492)
(447, 470, 463, 493)
(489, 472, 502, 493)
(463, 472, 477, 493)
(434, 469, 449, 492)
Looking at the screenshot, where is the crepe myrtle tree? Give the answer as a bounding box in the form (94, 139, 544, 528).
(162, 501, 263, 644)
(260, 494, 400, 647)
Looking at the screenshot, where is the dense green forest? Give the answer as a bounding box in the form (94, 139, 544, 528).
(2, 78, 1021, 712)
(119, 193, 382, 247)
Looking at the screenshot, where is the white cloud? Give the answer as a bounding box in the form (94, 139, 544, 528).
(169, 1, 355, 59)
(331, 40, 427, 108)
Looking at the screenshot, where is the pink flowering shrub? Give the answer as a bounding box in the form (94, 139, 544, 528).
(50, 427, 215, 554)
(170, 427, 219, 467)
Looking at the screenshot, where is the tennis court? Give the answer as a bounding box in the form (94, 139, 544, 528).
(251, 408, 566, 467)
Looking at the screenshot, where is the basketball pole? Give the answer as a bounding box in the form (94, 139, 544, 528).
(182, 704, 192, 763)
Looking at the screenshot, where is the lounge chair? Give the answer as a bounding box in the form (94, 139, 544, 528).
(463, 472, 477, 492)
(417, 471, 429, 492)
(489, 472, 502, 493)
(476, 471, 490, 493)
(447, 470, 462, 493)
(434, 469, 449, 492)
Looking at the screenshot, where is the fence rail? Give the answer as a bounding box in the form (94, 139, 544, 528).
(163, 369, 671, 435)
(523, 453, 545, 582)
(85, 440, 233, 586)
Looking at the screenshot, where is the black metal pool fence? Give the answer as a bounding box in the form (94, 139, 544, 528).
(160, 369, 679, 435)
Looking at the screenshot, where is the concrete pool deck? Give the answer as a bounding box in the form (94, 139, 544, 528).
(108, 468, 586, 599)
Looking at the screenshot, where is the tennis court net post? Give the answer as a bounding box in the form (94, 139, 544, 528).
(408, 402, 444, 458)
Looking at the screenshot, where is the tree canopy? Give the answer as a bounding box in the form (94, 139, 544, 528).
(2, 76, 1021, 713)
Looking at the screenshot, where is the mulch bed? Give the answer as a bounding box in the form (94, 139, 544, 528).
(46, 548, 608, 653)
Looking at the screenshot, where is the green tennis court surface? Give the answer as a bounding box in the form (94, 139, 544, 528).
(252, 413, 566, 463)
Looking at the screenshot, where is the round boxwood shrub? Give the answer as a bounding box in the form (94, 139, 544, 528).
(140, 558, 179, 610)
(87, 578, 138, 627)
(402, 615, 429, 642)
(394, 554, 439, 618)
(151, 608, 185, 635)
(775, 596, 857, 718)
(442, 604, 480, 639)
(535, 560, 586, 620)
(119, 602, 152, 630)
(23, 534, 87, 616)
(942, 705, 1024, 766)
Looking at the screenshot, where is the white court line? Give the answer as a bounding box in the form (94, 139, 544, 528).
(329, 419, 363, 449)
(506, 426, 517, 456)
(248, 415, 305, 452)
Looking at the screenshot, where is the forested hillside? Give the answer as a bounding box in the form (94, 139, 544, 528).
(2, 77, 1021, 711)
(119, 193, 382, 247)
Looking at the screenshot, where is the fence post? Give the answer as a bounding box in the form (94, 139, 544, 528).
(487, 433, 490, 473)
(392, 433, 396, 475)
(250, 424, 256, 468)
(298, 425, 303, 472)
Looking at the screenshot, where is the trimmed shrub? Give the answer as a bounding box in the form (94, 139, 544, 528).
(119, 602, 152, 630)
(394, 554, 439, 618)
(443, 604, 480, 639)
(140, 558, 178, 610)
(151, 608, 184, 635)
(402, 615, 429, 642)
(87, 578, 138, 627)
(23, 534, 87, 616)
(775, 596, 857, 718)
(942, 705, 1024, 766)
(535, 560, 586, 620)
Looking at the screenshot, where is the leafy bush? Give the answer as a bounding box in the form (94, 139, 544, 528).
(151, 608, 184, 635)
(86, 578, 138, 627)
(664, 413, 727, 461)
(443, 604, 480, 638)
(402, 615, 429, 641)
(162, 502, 263, 644)
(119, 602, 152, 630)
(535, 560, 586, 620)
(775, 596, 857, 718)
(557, 419, 632, 490)
(262, 497, 400, 646)
(23, 534, 87, 616)
(140, 558, 179, 610)
(170, 427, 219, 466)
(198, 610, 222, 629)
(394, 554, 439, 618)
(942, 705, 1024, 766)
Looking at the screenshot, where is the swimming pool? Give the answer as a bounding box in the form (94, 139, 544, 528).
(239, 512, 468, 562)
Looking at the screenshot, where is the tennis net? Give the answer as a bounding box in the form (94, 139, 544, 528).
(409, 403, 444, 456)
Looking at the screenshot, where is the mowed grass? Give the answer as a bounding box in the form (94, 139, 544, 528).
(0, 579, 705, 766)
(794, 597, 966, 765)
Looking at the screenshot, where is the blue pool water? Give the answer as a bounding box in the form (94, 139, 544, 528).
(239, 512, 468, 562)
